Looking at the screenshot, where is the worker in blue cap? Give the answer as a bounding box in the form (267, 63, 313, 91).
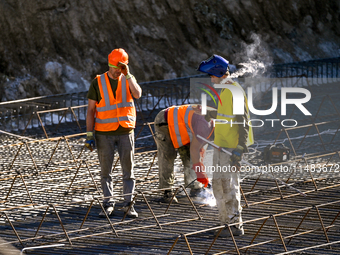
(198, 55, 254, 237)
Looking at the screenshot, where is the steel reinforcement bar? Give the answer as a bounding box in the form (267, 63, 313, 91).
(168, 199, 340, 255)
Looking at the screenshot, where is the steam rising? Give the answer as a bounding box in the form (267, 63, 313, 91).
(195, 188, 216, 207)
(230, 60, 266, 78)
(194, 35, 272, 206)
(230, 33, 273, 78)
(207, 196, 216, 207)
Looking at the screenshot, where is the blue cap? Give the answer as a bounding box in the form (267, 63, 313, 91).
(197, 55, 229, 77)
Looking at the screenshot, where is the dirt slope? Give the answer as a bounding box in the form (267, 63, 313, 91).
(0, 0, 339, 101)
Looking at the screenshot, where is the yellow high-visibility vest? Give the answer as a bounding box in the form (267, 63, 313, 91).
(214, 82, 254, 148)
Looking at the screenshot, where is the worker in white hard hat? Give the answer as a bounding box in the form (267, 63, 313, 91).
(198, 55, 254, 237)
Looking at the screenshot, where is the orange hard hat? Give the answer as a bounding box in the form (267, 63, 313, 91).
(108, 48, 129, 67)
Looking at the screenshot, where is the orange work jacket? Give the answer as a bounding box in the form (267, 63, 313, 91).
(168, 105, 194, 148)
(94, 72, 136, 131)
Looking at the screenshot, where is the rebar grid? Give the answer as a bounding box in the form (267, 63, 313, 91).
(2, 180, 340, 254)
(0, 184, 203, 248)
(168, 199, 340, 255)
(1, 127, 340, 254)
(1, 107, 340, 255)
(1, 120, 340, 212)
(0, 62, 340, 253)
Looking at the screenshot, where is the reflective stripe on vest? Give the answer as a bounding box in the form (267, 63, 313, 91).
(94, 73, 136, 131)
(95, 115, 136, 124)
(217, 112, 236, 119)
(96, 74, 134, 112)
(168, 105, 193, 148)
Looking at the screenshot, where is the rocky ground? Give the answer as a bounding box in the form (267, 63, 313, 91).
(0, 0, 340, 101)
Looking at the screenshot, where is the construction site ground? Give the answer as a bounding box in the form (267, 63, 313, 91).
(1, 72, 340, 254)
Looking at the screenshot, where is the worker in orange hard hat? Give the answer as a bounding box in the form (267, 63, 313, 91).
(108, 48, 129, 70)
(85, 48, 142, 218)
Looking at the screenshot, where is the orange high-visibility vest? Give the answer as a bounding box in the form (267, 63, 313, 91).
(94, 72, 136, 131)
(168, 105, 194, 148)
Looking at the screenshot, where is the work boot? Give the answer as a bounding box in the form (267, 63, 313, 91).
(162, 190, 178, 203)
(122, 202, 138, 218)
(99, 204, 115, 217)
(215, 226, 244, 237)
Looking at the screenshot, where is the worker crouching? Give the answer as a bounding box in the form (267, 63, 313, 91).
(154, 104, 215, 203)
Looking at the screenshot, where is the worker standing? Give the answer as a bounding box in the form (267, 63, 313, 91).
(85, 48, 142, 218)
(198, 55, 254, 237)
(154, 104, 215, 202)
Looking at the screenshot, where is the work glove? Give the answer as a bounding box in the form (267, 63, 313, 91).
(85, 131, 95, 152)
(118, 61, 133, 79)
(230, 145, 244, 164)
(192, 162, 209, 188)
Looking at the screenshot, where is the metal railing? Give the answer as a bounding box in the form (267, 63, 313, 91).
(0, 57, 339, 133)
